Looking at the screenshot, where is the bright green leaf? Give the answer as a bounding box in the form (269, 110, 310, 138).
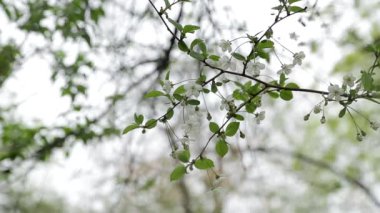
(134, 114, 144, 124)
(178, 40, 189, 52)
(215, 140, 228, 157)
(177, 150, 190, 163)
(183, 25, 200, 34)
(144, 90, 165, 98)
(232, 52, 245, 61)
(145, 119, 157, 129)
(209, 122, 219, 133)
(194, 158, 214, 170)
(225, 122, 240, 137)
(122, 123, 139, 134)
(289, 6, 305, 12)
(170, 165, 186, 181)
(280, 90, 293, 101)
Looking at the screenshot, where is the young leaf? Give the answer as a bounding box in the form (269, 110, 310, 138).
(177, 150, 190, 163)
(289, 6, 305, 12)
(190, 39, 207, 55)
(194, 158, 214, 170)
(286, 82, 300, 89)
(187, 99, 200, 105)
(257, 40, 274, 49)
(208, 55, 220, 61)
(215, 140, 228, 157)
(164, 0, 170, 8)
(289, 0, 302, 4)
(339, 108, 346, 118)
(174, 85, 186, 94)
(122, 123, 139, 134)
(280, 90, 293, 101)
(183, 25, 200, 34)
(209, 122, 220, 133)
(170, 165, 186, 181)
(178, 40, 189, 52)
(134, 114, 144, 124)
(232, 52, 245, 61)
(145, 119, 157, 129)
(225, 122, 240, 137)
(144, 90, 165, 98)
(167, 17, 183, 31)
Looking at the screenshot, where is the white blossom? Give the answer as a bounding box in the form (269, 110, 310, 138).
(292, 51, 305, 66)
(328, 84, 344, 101)
(277, 64, 294, 75)
(220, 95, 235, 111)
(249, 61, 265, 76)
(289, 32, 299, 41)
(162, 80, 172, 93)
(219, 39, 232, 53)
(370, 121, 380, 131)
(343, 74, 356, 87)
(185, 82, 202, 97)
(255, 111, 265, 124)
(219, 56, 236, 71)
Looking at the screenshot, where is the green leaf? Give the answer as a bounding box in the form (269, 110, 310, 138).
(167, 17, 182, 31)
(177, 150, 190, 163)
(134, 114, 144, 124)
(178, 40, 189, 52)
(257, 40, 274, 49)
(144, 90, 165, 98)
(164, 0, 171, 8)
(338, 108, 346, 118)
(215, 140, 228, 157)
(189, 51, 206, 60)
(145, 119, 157, 129)
(194, 158, 214, 170)
(165, 108, 174, 120)
(183, 25, 200, 34)
(289, 0, 302, 4)
(165, 70, 171, 80)
(280, 90, 293, 101)
(187, 99, 200, 105)
(208, 55, 220, 61)
(209, 122, 219, 133)
(361, 72, 374, 91)
(190, 39, 207, 55)
(289, 6, 305, 12)
(225, 122, 240, 137)
(268, 91, 279, 99)
(233, 114, 245, 121)
(232, 52, 245, 61)
(286, 82, 300, 89)
(211, 81, 218, 93)
(122, 123, 139, 134)
(170, 165, 186, 181)
(174, 85, 186, 94)
(279, 73, 287, 86)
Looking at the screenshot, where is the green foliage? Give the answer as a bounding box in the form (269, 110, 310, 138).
(225, 122, 240, 137)
(194, 158, 214, 170)
(0, 43, 20, 87)
(215, 139, 228, 157)
(170, 165, 186, 181)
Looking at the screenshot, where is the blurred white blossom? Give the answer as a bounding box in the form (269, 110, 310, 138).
(185, 82, 202, 97)
(328, 84, 344, 101)
(219, 39, 232, 52)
